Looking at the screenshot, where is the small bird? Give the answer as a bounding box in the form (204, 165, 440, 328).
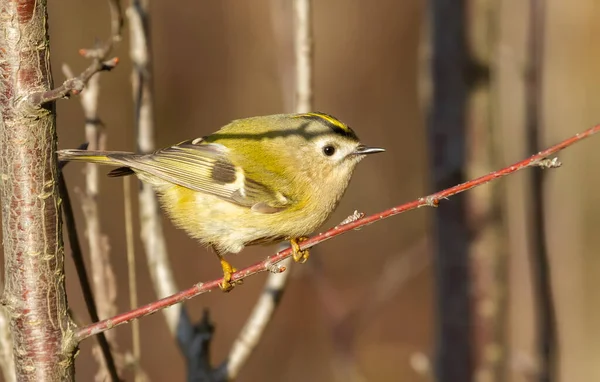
(58, 112, 384, 291)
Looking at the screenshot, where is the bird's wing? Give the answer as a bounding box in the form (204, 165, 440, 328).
(108, 139, 291, 213)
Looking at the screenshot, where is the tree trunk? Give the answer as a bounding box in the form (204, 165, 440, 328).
(0, 0, 76, 380)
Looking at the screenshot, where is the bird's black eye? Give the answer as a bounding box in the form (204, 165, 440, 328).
(323, 145, 336, 156)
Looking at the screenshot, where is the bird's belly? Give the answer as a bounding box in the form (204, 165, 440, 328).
(158, 186, 323, 254)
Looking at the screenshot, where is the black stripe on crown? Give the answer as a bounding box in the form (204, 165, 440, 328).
(293, 112, 359, 141)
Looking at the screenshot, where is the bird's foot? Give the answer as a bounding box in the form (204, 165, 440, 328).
(219, 258, 243, 292)
(290, 237, 310, 263)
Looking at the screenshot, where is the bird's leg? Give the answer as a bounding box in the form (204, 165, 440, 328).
(213, 247, 242, 292)
(290, 237, 310, 263)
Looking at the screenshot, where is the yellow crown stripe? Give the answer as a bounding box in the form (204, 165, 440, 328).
(294, 112, 351, 133)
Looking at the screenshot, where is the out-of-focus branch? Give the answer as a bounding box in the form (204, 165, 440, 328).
(428, 0, 471, 380)
(221, 1, 313, 378)
(123, 176, 142, 381)
(525, 0, 556, 381)
(28, 0, 123, 106)
(78, 74, 117, 329)
(66, 64, 123, 382)
(223, 244, 291, 380)
(467, 1, 507, 382)
(74, 123, 598, 342)
(127, 0, 181, 335)
(293, 0, 313, 113)
(59, 168, 120, 382)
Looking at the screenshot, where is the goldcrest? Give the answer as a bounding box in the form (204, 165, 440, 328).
(58, 112, 384, 291)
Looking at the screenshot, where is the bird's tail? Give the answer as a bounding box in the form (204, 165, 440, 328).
(57, 149, 123, 164)
(57, 149, 136, 177)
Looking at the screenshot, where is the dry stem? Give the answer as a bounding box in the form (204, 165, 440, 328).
(67, 65, 122, 382)
(525, 0, 557, 381)
(123, 176, 141, 379)
(127, 0, 181, 335)
(74, 123, 600, 342)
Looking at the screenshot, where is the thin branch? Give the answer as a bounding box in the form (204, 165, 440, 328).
(127, 0, 181, 335)
(58, 171, 121, 382)
(525, 0, 556, 381)
(293, 0, 313, 113)
(221, 1, 313, 378)
(73, 124, 599, 342)
(123, 176, 141, 380)
(66, 60, 124, 382)
(27, 0, 123, 106)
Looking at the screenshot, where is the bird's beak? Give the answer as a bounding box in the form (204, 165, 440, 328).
(353, 144, 385, 155)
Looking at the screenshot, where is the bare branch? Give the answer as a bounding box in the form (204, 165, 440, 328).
(467, 0, 508, 380)
(224, 248, 290, 380)
(293, 0, 313, 113)
(525, 0, 557, 380)
(123, 176, 142, 379)
(74, 124, 600, 341)
(65, 62, 125, 382)
(127, 0, 181, 335)
(429, 0, 470, 380)
(223, 2, 314, 377)
(59, 171, 120, 382)
(27, 0, 123, 106)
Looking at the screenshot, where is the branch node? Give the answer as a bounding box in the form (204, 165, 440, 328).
(265, 260, 286, 274)
(420, 196, 440, 208)
(534, 157, 561, 169)
(338, 210, 365, 226)
(102, 57, 120, 71)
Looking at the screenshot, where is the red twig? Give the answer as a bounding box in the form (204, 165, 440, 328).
(74, 124, 600, 342)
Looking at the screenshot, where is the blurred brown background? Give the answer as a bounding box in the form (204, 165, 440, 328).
(2, 0, 599, 381)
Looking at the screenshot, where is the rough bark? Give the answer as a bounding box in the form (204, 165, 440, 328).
(0, 0, 76, 380)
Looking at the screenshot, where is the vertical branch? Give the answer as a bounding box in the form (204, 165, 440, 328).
(293, 0, 313, 114)
(467, 1, 508, 382)
(79, 73, 118, 333)
(224, 261, 290, 379)
(123, 176, 141, 380)
(127, 0, 181, 334)
(525, 0, 556, 381)
(0, 0, 76, 380)
(59, 167, 121, 382)
(428, 0, 472, 381)
(223, 0, 313, 378)
(71, 67, 123, 382)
